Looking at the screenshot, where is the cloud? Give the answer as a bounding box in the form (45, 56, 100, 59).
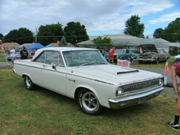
(149, 11, 180, 24)
(0, 0, 178, 36)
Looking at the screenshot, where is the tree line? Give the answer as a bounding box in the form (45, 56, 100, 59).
(153, 18, 180, 42)
(0, 15, 179, 46)
(0, 21, 89, 46)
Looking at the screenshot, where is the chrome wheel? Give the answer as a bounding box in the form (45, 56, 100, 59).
(82, 92, 99, 112)
(78, 89, 103, 115)
(24, 76, 35, 90)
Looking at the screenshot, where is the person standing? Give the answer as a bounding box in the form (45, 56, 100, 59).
(108, 47, 115, 64)
(20, 46, 29, 59)
(167, 58, 180, 130)
(9, 46, 16, 66)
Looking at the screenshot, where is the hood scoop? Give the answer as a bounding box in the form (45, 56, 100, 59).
(117, 69, 139, 75)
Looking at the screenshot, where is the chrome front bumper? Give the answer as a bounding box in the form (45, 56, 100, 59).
(108, 87, 163, 109)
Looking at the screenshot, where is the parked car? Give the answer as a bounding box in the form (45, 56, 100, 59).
(98, 49, 108, 60)
(98, 49, 108, 57)
(174, 54, 180, 60)
(13, 47, 164, 115)
(137, 44, 170, 64)
(6, 52, 20, 61)
(105, 49, 138, 63)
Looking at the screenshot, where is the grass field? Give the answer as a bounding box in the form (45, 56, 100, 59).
(0, 53, 179, 134)
(0, 66, 180, 134)
(0, 53, 7, 62)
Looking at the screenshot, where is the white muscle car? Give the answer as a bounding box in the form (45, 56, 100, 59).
(13, 47, 164, 115)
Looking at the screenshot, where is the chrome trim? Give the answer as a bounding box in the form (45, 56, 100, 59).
(12, 68, 16, 74)
(120, 79, 160, 93)
(109, 87, 163, 109)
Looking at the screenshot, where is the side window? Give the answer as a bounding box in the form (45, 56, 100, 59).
(158, 49, 163, 54)
(35, 52, 45, 63)
(162, 49, 166, 53)
(45, 51, 65, 67)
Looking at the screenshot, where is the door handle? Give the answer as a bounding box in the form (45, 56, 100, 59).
(68, 79, 75, 82)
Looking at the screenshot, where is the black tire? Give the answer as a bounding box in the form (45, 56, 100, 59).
(24, 76, 35, 90)
(77, 89, 103, 115)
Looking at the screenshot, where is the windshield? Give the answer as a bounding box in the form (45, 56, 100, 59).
(62, 50, 108, 67)
(115, 49, 126, 54)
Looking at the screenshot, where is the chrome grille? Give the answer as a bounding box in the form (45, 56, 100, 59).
(121, 79, 159, 93)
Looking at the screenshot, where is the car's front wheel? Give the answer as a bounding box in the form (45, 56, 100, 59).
(24, 76, 35, 90)
(78, 89, 103, 115)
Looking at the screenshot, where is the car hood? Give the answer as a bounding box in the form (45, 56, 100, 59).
(140, 44, 158, 54)
(70, 64, 162, 85)
(139, 52, 158, 56)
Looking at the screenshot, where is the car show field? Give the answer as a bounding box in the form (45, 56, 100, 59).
(0, 65, 179, 135)
(0, 51, 179, 134)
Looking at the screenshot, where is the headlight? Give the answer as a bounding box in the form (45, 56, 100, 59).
(159, 78, 163, 86)
(116, 87, 123, 96)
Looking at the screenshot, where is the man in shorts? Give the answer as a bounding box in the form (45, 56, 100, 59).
(167, 58, 180, 130)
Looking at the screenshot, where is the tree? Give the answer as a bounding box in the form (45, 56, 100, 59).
(37, 23, 64, 45)
(92, 36, 112, 50)
(160, 18, 180, 42)
(59, 36, 67, 46)
(64, 21, 89, 44)
(3, 28, 33, 44)
(153, 28, 164, 38)
(0, 33, 3, 40)
(124, 15, 145, 37)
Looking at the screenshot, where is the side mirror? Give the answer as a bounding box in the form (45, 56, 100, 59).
(52, 63, 56, 70)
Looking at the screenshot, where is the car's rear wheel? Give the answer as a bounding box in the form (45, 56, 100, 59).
(24, 76, 35, 90)
(78, 89, 103, 115)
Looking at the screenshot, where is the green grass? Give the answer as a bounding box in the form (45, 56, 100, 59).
(0, 53, 7, 62)
(0, 67, 180, 135)
(130, 56, 174, 69)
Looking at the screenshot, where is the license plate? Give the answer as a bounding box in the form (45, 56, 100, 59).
(138, 97, 146, 104)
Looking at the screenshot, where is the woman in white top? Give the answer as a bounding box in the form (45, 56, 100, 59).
(10, 46, 15, 66)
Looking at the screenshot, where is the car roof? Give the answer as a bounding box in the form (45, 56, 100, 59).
(32, 47, 98, 60)
(40, 47, 97, 51)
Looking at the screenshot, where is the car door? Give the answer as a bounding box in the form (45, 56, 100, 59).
(33, 51, 68, 95)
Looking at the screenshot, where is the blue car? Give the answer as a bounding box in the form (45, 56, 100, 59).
(105, 49, 138, 62)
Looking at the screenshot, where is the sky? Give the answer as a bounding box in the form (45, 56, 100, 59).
(0, 0, 180, 38)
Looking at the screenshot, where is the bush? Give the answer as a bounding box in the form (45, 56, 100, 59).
(169, 47, 178, 56)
